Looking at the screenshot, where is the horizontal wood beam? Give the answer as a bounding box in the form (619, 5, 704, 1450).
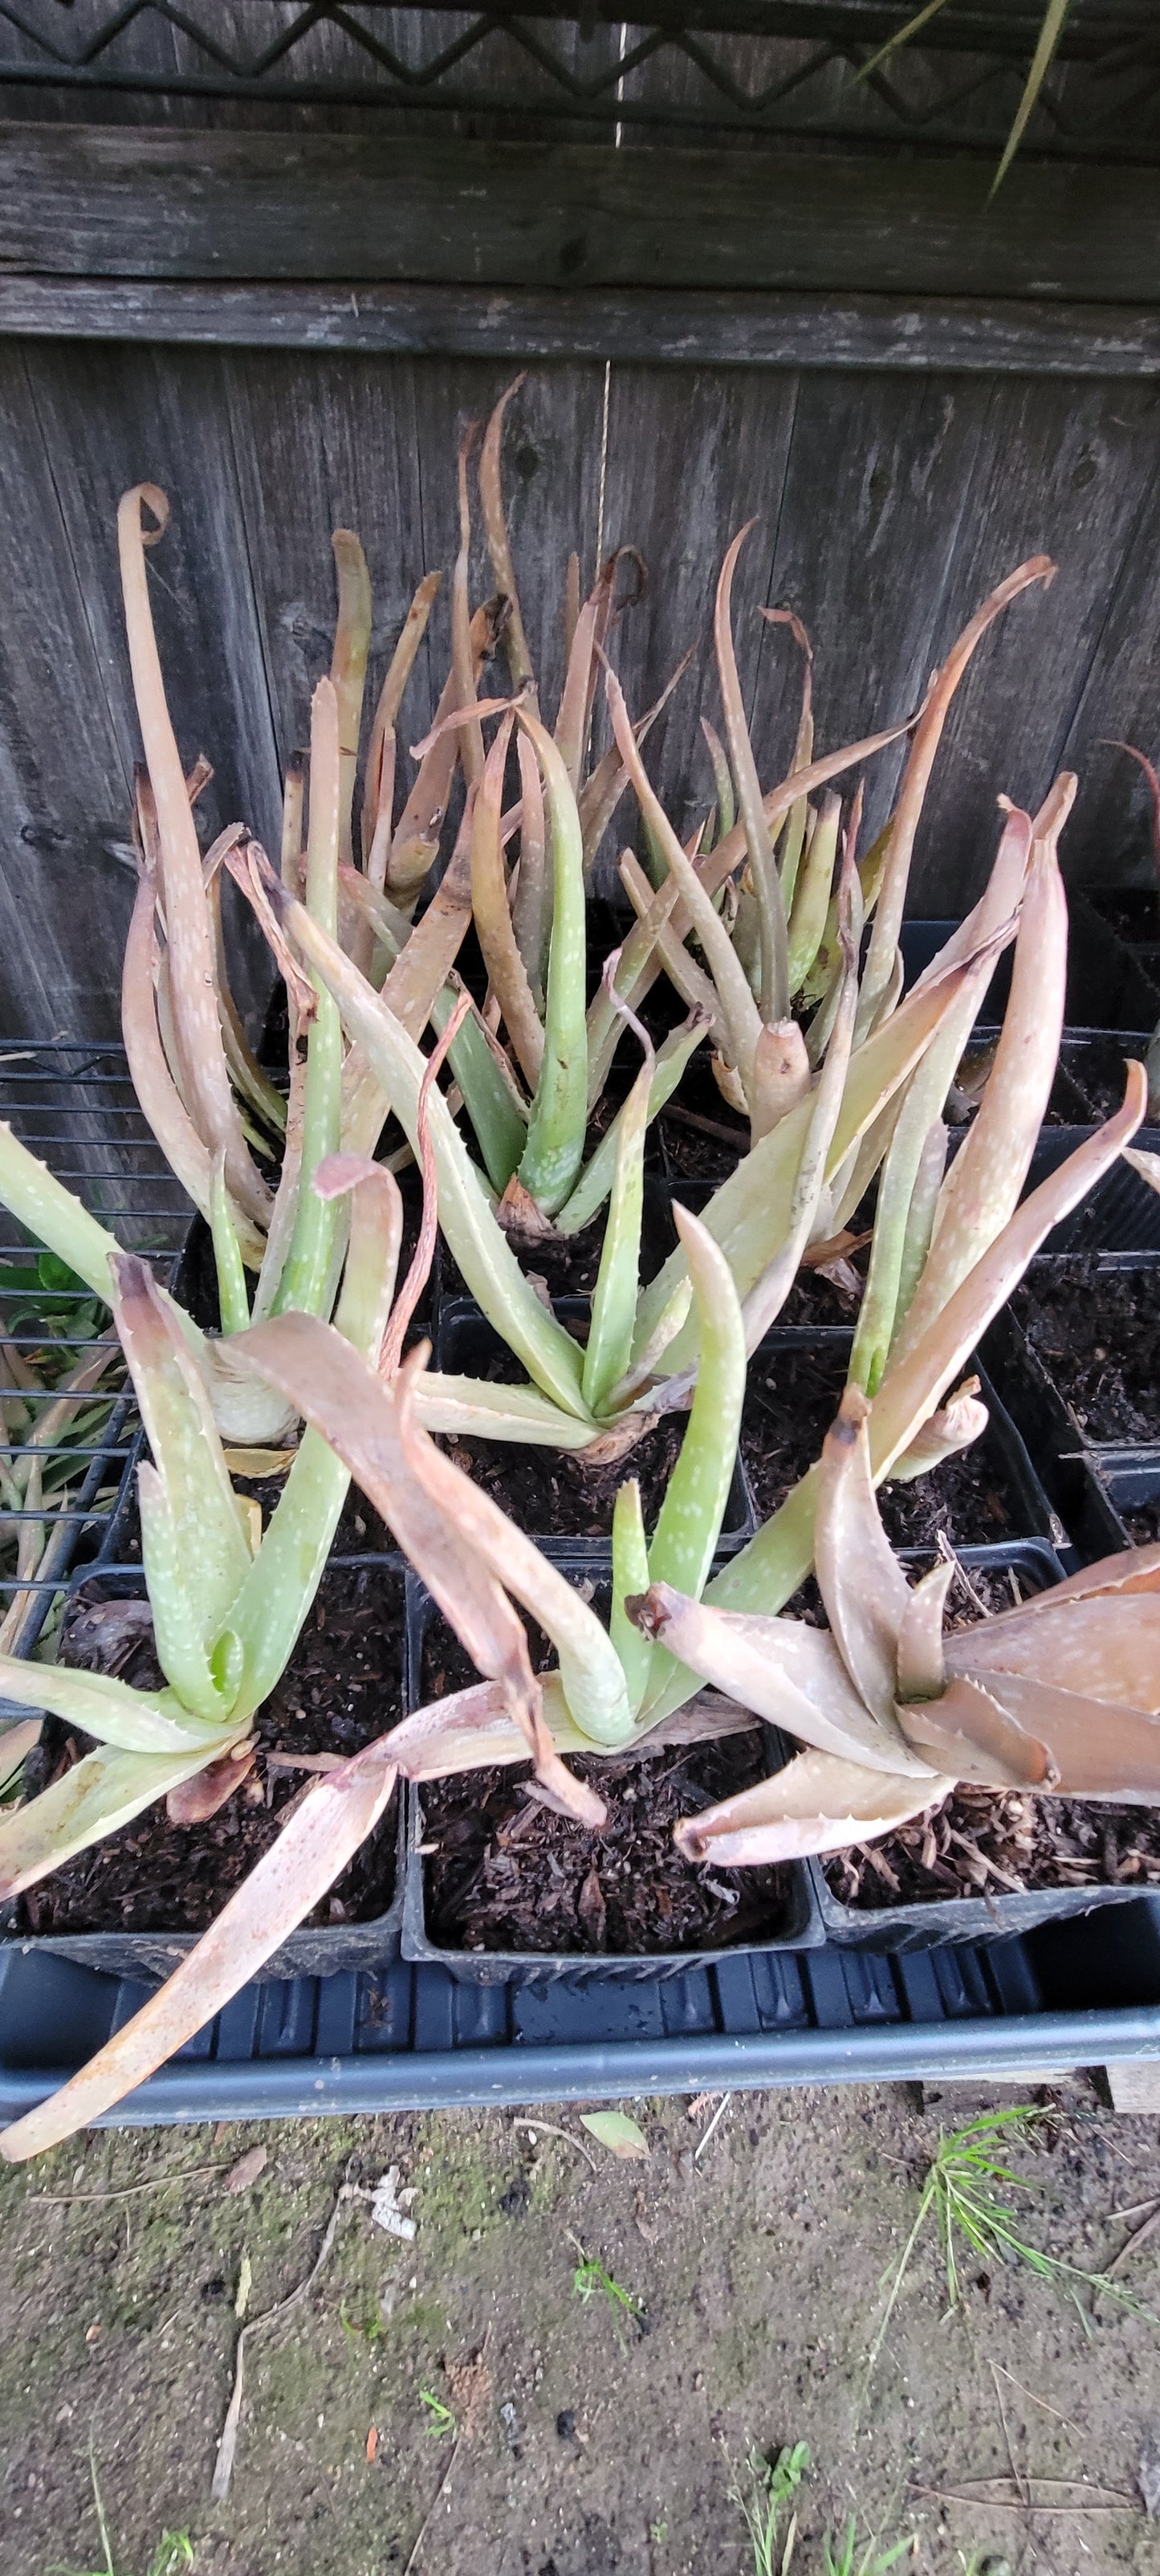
(2, 275, 1158, 375)
(1, 124, 1158, 305)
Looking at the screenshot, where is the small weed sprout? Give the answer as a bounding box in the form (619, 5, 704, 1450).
(51, 2444, 194, 2576)
(419, 2387, 457, 2439)
(726, 2439, 810, 2576)
(871, 2106, 1155, 2366)
(822, 2520, 917, 2576)
(572, 2246, 649, 2350)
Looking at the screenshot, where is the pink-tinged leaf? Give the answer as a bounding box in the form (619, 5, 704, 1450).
(118, 487, 270, 1226)
(868, 1067, 1148, 1484)
(895, 1560, 954, 1704)
(897, 1673, 1056, 1788)
(902, 1665, 1160, 1798)
(378, 992, 470, 1378)
(629, 1582, 934, 1776)
(673, 1748, 954, 1866)
(470, 711, 543, 1087)
(949, 1590, 1160, 1714)
(363, 570, 442, 874)
(897, 811, 1070, 1351)
(889, 1376, 989, 1481)
(0, 1739, 401, 2160)
(858, 556, 1055, 1032)
(479, 374, 535, 694)
(381, 1674, 756, 1783)
(166, 1742, 256, 1824)
(232, 1318, 611, 1812)
(815, 1388, 912, 1730)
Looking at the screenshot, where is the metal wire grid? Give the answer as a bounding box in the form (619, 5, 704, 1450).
(0, 1039, 190, 1645)
(0, 2, 1157, 158)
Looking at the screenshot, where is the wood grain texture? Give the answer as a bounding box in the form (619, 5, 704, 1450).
(2, 125, 1159, 303)
(4, 279, 1160, 376)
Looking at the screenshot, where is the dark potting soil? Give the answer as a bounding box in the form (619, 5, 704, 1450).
(442, 1408, 706, 1542)
(417, 1600, 795, 1954)
(1014, 1258, 1160, 1445)
(825, 1785, 1160, 1910)
(1061, 1033, 1151, 1123)
(740, 1341, 1026, 1547)
(12, 1566, 405, 1936)
(1124, 1498, 1160, 1547)
(110, 1465, 391, 1565)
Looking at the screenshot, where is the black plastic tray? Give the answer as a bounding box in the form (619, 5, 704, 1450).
(900, 906, 1160, 1033)
(7, 1898, 1160, 2130)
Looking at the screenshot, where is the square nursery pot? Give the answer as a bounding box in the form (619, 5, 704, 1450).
(983, 1251, 1160, 1538)
(1072, 1452, 1160, 1565)
(401, 1573, 823, 1985)
(901, 908, 1160, 1032)
(810, 1539, 1155, 1952)
(739, 1322, 1063, 1555)
(434, 1293, 755, 1558)
(0, 1555, 410, 1988)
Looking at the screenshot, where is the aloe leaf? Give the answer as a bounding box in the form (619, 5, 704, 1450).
(479, 375, 535, 695)
(604, 661, 762, 1108)
(611, 1479, 653, 1718)
(0, 1737, 402, 2160)
(579, 648, 694, 881)
(472, 711, 543, 1087)
(893, 805, 1069, 1359)
(413, 1372, 592, 1448)
(588, 700, 920, 1092)
(631, 1074, 1150, 1739)
(431, 977, 527, 1197)
(136, 1462, 244, 1722)
(222, 1160, 402, 1717)
(210, 1150, 250, 1336)
(701, 717, 735, 845)
(112, 1252, 253, 1673)
(271, 679, 344, 1318)
(619, 848, 727, 1044)
(264, 870, 589, 1416)
(646, 1208, 746, 1603)
(630, 1588, 931, 1775)
(633, 935, 991, 1374)
(671, 1748, 954, 1868)
(786, 791, 840, 994)
(121, 869, 265, 1265)
(118, 486, 270, 1229)
(0, 1655, 231, 1756)
(714, 523, 790, 1025)
(364, 570, 442, 878)
(556, 1017, 705, 1238)
(583, 1057, 650, 1416)
(511, 730, 548, 1010)
(814, 1388, 912, 1731)
(328, 530, 372, 862)
(857, 557, 1055, 1038)
(737, 889, 860, 1353)
(515, 711, 589, 1216)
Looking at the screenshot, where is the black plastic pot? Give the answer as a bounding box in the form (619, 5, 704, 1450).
(810, 1539, 1153, 1952)
(401, 1574, 822, 1985)
(901, 906, 1160, 1033)
(740, 1322, 1063, 1556)
(983, 1253, 1160, 1543)
(2, 1556, 410, 1987)
(1071, 1454, 1160, 1566)
(434, 1294, 755, 1557)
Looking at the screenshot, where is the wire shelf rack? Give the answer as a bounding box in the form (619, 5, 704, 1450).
(0, 2, 1156, 162)
(0, 1039, 190, 1650)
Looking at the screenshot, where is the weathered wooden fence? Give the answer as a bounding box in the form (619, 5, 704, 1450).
(1, 2, 1158, 1039)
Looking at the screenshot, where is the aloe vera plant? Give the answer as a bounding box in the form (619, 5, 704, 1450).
(0, 1195, 753, 2159)
(621, 550, 1053, 1155)
(0, 1151, 420, 1911)
(633, 1385, 1160, 1865)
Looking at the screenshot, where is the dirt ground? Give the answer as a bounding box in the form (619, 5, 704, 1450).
(2, 2078, 1160, 2576)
